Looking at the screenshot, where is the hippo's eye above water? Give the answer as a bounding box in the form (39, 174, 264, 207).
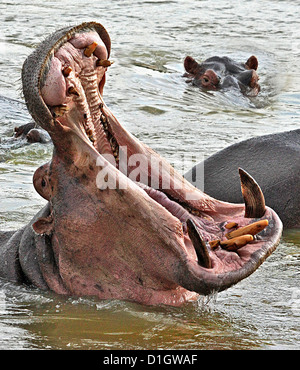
(203, 77, 209, 83)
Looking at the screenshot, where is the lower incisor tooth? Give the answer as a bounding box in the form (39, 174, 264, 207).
(209, 240, 220, 249)
(225, 222, 238, 229)
(220, 234, 254, 251)
(226, 219, 268, 240)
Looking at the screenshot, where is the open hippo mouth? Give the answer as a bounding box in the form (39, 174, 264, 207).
(21, 22, 282, 306)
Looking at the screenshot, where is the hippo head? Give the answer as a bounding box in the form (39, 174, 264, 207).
(22, 22, 281, 306)
(184, 55, 260, 96)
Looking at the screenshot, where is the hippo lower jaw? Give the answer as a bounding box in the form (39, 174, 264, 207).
(20, 22, 282, 306)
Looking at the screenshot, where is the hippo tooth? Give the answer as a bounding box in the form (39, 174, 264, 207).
(85, 128, 93, 136)
(239, 168, 266, 218)
(209, 239, 220, 250)
(225, 219, 268, 240)
(84, 126, 95, 143)
(62, 66, 72, 77)
(68, 86, 80, 96)
(186, 219, 211, 269)
(51, 104, 69, 118)
(101, 114, 107, 123)
(225, 222, 238, 229)
(84, 42, 98, 57)
(220, 234, 254, 251)
(96, 59, 114, 67)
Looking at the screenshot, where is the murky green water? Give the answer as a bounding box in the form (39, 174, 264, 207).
(0, 0, 300, 350)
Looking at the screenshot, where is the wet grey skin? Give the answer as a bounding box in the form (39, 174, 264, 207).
(0, 22, 282, 306)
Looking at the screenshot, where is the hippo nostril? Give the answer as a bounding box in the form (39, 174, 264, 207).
(41, 179, 46, 187)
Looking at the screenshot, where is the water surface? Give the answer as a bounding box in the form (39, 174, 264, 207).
(0, 0, 300, 350)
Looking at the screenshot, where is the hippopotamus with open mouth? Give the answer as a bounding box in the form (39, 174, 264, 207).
(0, 22, 282, 306)
(184, 55, 260, 96)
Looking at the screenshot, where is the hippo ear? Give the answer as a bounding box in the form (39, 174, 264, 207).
(32, 214, 54, 235)
(246, 55, 258, 70)
(184, 56, 200, 75)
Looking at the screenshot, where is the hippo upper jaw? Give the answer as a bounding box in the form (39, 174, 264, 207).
(21, 22, 282, 306)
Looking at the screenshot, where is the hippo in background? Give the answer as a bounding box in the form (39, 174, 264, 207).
(14, 121, 51, 143)
(0, 95, 51, 144)
(184, 55, 260, 96)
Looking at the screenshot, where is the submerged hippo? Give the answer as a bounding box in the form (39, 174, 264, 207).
(184, 55, 260, 96)
(185, 130, 300, 229)
(14, 121, 51, 143)
(0, 22, 282, 306)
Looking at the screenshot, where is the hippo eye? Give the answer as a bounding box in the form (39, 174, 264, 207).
(203, 77, 209, 83)
(41, 179, 46, 187)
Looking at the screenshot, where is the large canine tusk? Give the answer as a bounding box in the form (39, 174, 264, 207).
(239, 168, 266, 218)
(187, 219, 211, 268)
